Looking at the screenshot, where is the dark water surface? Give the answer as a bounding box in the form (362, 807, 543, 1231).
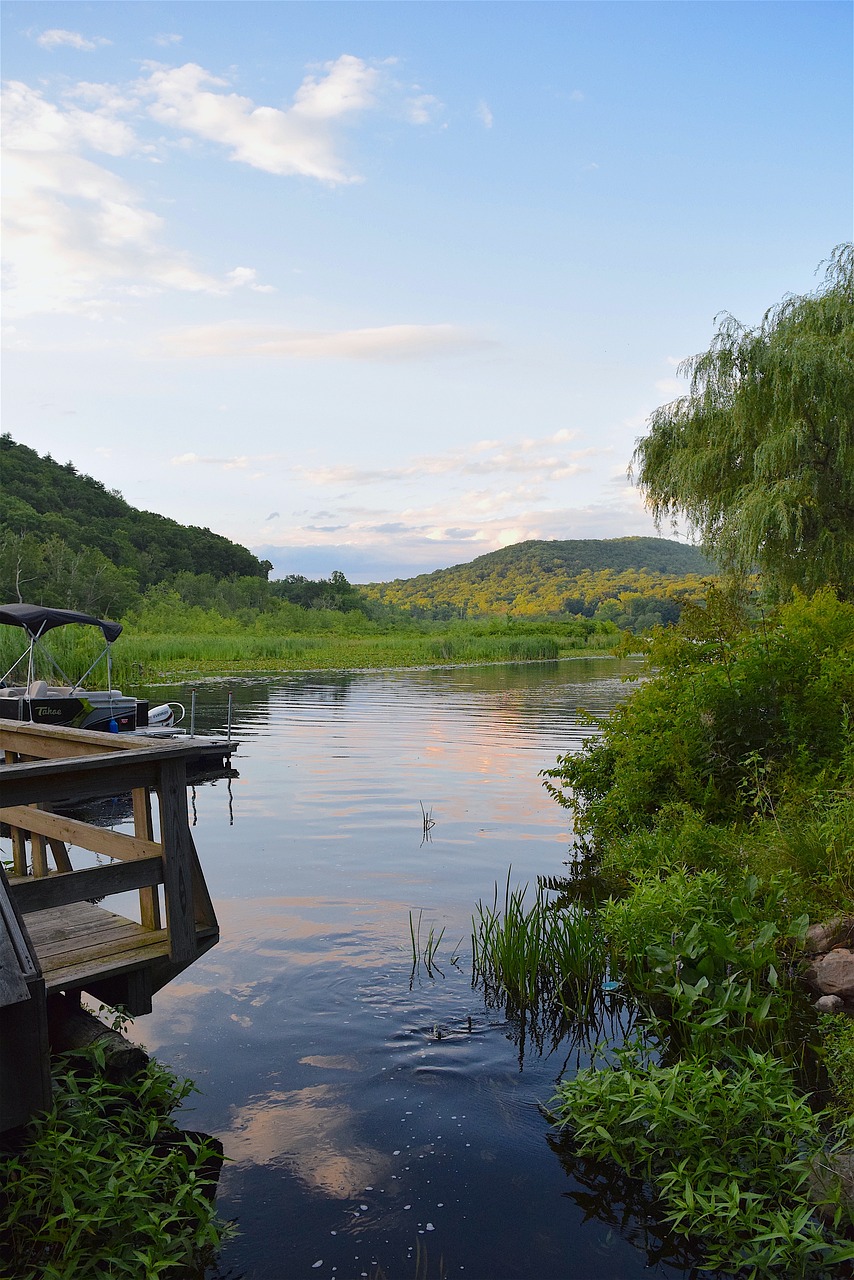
(120, 659, 693, 1280)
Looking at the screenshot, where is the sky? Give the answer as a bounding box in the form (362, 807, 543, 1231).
(2, 2, 851, 584)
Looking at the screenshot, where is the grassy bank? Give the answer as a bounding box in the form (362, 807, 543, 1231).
(0, 617, 620, 684)
(473, 590, 854, 1277)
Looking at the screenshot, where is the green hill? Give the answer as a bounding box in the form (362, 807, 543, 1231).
(1, 434, 270, 616)
(363, 537, 716, 625)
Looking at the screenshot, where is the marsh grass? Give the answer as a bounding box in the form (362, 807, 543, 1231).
(409, 909, 446, 979)
(0, 625, 616, 685)
(471, 872, 608, 1025)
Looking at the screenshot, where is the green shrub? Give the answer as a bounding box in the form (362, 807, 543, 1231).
(551, 1043, 854, 1278)
(543, 590, 854, 842)
(0, 1052, 229, 1280)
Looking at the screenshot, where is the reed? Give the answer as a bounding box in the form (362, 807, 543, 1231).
(471, 871, 608, 1022)
(409, 909, 446, 979)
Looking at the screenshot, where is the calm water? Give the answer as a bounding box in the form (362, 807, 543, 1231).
(111, 659, 697, 1280)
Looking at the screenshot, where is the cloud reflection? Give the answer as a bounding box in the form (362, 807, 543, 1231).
(222, 1083, 389, 1197)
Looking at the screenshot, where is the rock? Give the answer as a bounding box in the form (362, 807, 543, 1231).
(814, 994, 846, 1013)
(805, 917, 854, 955)
(811, 948, 854, 1000)
(809, 1147, 854, 1224)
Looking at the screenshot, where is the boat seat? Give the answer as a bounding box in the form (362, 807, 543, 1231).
(28, 680, 48, 697)
(0, 686, 26, 698)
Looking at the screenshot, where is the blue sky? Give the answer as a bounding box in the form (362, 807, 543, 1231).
(2, 1, 851, 582)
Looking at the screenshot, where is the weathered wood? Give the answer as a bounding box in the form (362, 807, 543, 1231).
(0, 911, 30, 1005)
(47, 837, 73, 874)
(157, 759, 196, 965)
(31, 830, 49, 878)
(11, 825, 27, 876)
(0, 721, 157, 759)
(11, 858, 163, 914)
(48, 994, 150, 1080)
(133, 787, 161, 931)
(0, 805, 163, 864)
(1, 724, 220, 1078)
(24, 901, 172, 994)
(0, 869, 51, 1131)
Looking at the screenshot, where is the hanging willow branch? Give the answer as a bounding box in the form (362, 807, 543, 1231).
(632, 244, 854, 600)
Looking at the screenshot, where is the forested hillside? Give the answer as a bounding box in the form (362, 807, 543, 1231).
(363, 537, 716, 629)
(1, 435, 271, 614)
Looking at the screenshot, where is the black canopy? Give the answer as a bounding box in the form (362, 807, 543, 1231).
(0, 604, 123, 643)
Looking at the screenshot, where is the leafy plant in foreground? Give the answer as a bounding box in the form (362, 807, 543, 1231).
(550, 1043, 854, 1278)
(0, 1050, 229, 1280)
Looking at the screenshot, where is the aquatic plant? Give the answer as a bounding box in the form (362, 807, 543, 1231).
(409, 909, 446, 979)
(471, 872, 607, 1023)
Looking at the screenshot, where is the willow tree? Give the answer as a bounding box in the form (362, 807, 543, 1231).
(632, 245, 854, 599)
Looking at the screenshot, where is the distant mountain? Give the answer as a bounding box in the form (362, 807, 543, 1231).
(363, 537, 716, 622)
(1, 435, 270, 584)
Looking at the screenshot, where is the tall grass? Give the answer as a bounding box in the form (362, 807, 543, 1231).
(429, 635, 559, 662)
(0, 625, 615, 684)
(472, 873, 608, 1024)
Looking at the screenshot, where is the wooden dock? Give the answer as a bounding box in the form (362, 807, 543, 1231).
(1, 721, 223, 1129)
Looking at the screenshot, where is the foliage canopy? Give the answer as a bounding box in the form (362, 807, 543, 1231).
(633, 246, 854, 598)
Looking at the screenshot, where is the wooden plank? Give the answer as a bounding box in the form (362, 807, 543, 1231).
(48, 838, 74, 874)
(1, 740, 213, 809)
(11, 858, 163, 914)
(0, 873, 40, 981)
(11, 826, 27, 876)
(0, 722, 158, 759)
(133, 787, 161, 931)
(157, 760, 196, 965)
(31, 832, 48, 879)
(39, 926, 168, 971)
(186, 830, 218, 931)
(42, 937, 172, 994)
(0, 805, 162, 864)
(0, 922, 29, 1006)
(2, 757, 164, 808)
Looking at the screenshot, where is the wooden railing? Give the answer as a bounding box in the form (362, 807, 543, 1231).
(1, 722, 217, 970)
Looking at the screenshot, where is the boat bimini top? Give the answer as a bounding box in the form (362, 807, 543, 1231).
(0, 603, 123, 693)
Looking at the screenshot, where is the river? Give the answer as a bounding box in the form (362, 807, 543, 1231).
(124, 658, 698, 1280)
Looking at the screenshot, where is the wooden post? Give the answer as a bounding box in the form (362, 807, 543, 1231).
(133, 787, 161, 931)
(10, 826, 27, 876)
(31, 830, 48, 879)
(47, 838, 73, 874)
(157, 760, 196, 965)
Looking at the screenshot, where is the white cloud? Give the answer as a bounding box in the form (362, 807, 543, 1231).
(297, 431, 594, 488)
(152, 322, 490, 361)
(225, 267, 276, 293)
(654, 377, 684, 397)
(569, 89, 585, 102)
(171, 453, 252, 469)
(139, 56, 379, 181)
(476, 100, 494, 129)
(153, 33, 183, 47)
(1, 81, 276, 316)
(405, 93, 442, 125)
(36, 30, 110, 52)
(1, 55, 437, 318)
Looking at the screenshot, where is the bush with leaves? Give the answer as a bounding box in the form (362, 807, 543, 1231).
(543, 589, 854, 841)
(0, 1049, 229, 1280)
(551, 1042, 854, 1279)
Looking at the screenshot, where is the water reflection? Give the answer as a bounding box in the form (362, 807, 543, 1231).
(123, 659, 699, 1280)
